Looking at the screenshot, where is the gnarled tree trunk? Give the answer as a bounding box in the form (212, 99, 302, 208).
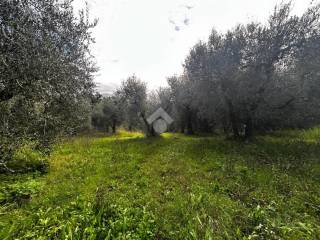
(140, 112, 156, 137)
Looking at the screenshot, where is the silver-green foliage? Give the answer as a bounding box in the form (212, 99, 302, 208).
(0, 0, 97, 168)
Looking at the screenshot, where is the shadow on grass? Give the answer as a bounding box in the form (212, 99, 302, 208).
(175, 133, 320, 174)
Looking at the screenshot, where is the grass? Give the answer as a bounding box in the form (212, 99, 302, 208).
(0, 129, 320, 239)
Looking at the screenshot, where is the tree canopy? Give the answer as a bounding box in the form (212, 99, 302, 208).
(0, 0, 97, 170)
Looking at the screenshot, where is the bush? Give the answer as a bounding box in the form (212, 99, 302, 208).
(0, 179, 42, 205)
(6, 143, 48, 174)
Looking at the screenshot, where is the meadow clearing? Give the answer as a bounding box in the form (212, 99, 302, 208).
(0, 129, 320, 239)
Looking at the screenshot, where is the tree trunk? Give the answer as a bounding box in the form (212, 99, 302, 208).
(112, 120, 116, 134)
(140, 112, 156, 136)
(226, 99, 239, 139)
(186, 110, 194, 135)
(230, 113, 239, 139)
(222, 113, 229, 134)
(244, 116, 253, 141)
(180, 121, 185, 134)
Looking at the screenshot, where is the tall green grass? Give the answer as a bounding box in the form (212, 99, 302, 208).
(0, 128, 320, 239)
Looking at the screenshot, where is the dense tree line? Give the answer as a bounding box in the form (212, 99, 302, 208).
(0, 0, 97, 171)
(93, 2, 320, 140)
(177, 2, 320, 139)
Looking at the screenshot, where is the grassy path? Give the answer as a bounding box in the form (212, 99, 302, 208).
(1, 130, 320, 239)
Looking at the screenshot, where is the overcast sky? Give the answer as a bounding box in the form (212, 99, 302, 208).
(73, 0, 313, 94)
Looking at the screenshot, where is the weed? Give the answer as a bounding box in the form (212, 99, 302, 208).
(0, 129, 320, 239)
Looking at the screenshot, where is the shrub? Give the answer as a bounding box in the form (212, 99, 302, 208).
(0, 179, 42, 205)
(7, 143, 48, 174)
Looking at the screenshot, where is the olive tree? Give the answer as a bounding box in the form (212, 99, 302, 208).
(0, 0, 97, 171)
(117, 76, 154, 135)
(180, 2, 320, 140)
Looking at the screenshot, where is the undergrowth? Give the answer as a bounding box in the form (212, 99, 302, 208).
(0, 128, 320, 239)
